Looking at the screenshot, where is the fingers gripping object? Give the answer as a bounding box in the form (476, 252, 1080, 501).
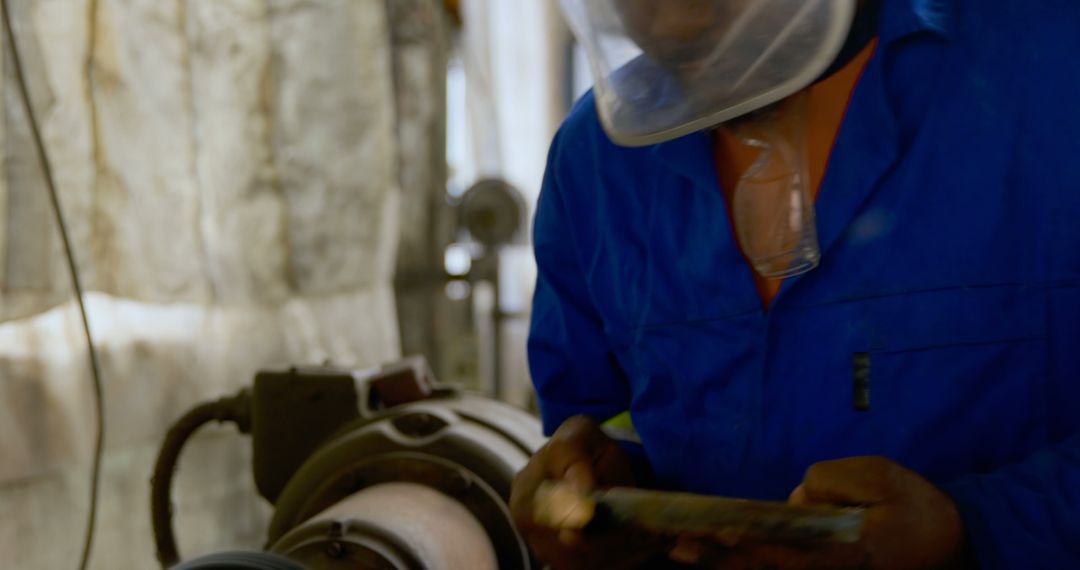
(532, 481, 866, 544)
(532, 481, 598, 530)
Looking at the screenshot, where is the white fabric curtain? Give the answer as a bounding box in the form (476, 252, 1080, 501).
(0, 1, 420, 567)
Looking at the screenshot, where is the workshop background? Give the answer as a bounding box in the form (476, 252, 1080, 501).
(0, 0, 582, 568)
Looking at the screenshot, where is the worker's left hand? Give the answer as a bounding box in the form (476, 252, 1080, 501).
(670, 456, 973, 569)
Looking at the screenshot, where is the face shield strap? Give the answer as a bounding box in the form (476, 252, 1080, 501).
(815, 0, 879, 83)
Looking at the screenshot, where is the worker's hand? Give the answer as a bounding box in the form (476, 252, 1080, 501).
(670, 456, 972, 570)
(510, 415, 667, 570)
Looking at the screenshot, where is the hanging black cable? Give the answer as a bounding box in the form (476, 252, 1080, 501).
(0, 2, 107, 569)
(151, 390, 252, 568)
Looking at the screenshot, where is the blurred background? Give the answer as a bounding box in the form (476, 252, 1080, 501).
(0, 1, 590, 567)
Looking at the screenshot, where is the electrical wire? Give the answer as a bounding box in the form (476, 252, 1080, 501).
(0, 2, 107, 569)
(150, 390, 252, 569)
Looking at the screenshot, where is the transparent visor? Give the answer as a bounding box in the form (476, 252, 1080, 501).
(560, 0, 857, 146)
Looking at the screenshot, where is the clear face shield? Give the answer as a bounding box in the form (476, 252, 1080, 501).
(559, 0, 860, 278)
(561, 0, 857, 146)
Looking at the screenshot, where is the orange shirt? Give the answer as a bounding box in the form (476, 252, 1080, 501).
(713, 42, 877, 308)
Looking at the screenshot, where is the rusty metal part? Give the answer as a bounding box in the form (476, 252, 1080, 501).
(369, 357, 436, 408)
(534, 482, 866, 544)
(271, 483, 497, 570)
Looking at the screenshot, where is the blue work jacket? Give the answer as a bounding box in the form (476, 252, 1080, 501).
(528, 0, 1080, 567)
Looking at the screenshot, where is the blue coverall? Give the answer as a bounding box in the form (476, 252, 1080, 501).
(528, 0, 1080, 566)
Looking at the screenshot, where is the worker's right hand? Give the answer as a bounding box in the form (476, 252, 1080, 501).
(510, 415, 667, 570)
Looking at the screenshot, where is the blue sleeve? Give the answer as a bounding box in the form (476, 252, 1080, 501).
(941, 436, 1080, 568)
(527, 129, 632, 436)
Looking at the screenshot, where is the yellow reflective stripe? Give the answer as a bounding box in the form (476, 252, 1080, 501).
(601, 411, 638, 441)
(602, 411, 634, 431)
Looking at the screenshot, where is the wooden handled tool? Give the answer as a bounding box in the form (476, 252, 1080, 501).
(533, 481, 866, 544)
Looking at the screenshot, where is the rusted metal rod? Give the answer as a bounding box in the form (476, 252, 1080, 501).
(534, 481, 866, 544)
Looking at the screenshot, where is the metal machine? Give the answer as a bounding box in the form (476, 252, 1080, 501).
(151, 357, 545, 569)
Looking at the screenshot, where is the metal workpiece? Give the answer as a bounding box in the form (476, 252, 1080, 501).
(534, 482, 866, 545)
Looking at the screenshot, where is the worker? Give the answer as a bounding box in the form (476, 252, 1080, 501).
(510, 0, 1080, 568)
